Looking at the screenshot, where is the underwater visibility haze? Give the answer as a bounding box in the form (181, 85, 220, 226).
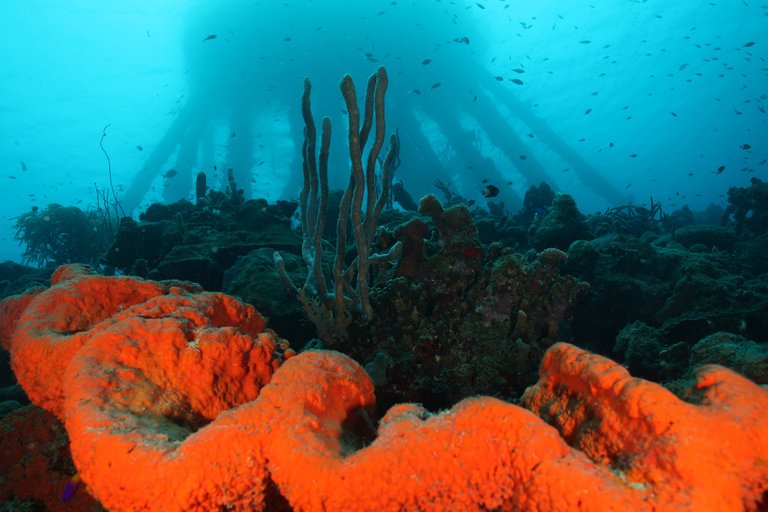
(1, 1, 768, 511)
(0, 0, 765, 260)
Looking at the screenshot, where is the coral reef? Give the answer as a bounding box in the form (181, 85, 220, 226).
(567, 227, 768, 369)
(530, 193, 592, 251)
(12, 204, 109, 268)
(1, 267, 766, 511)
(0, 406, 102, 511)
(316, 193, 590, 409)
(105, 194, 299, 289)
(721, 177, 768, 236)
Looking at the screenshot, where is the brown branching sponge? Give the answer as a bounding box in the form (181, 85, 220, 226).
(275, 67, 401, 342)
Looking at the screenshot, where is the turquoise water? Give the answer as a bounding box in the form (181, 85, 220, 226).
(1, 0, 766, 261)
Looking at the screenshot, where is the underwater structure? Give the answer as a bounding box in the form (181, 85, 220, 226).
(120, 0, 626, 215)
(1, 65, 768, 510)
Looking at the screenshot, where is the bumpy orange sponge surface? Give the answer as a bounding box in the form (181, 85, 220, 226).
(1, 264, 766, 511)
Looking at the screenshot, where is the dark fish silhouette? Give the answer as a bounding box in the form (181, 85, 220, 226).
(163, 169, 177, 179)
(422, 59, 432, 65)
(203, 34, 217, 42)
(741, 143, 751, 150)
(716, 165, 726, 174)
(511, 78, 524, 85)
(136, 145, 143, 151)
(482, 184, 500, 198)
(430, 82, 441, 89)
(20, 161, 27, 171)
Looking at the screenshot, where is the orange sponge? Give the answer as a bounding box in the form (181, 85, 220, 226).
(1, 265, 766, 511)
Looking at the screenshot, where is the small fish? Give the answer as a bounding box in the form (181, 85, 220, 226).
(475, 2, 485, 9)
(482, 178, 488, 183)
(741, 143, 752, 150)
(136, 145, 143, 151)
(467, 199, 476, 206)
(579, 40, 591, 44)
(511, 78, 524, 85)
(629, 154, 638, 158)
(743, 41, 755, 47)
(283, 36, 292, 41)
(163, 169, 177, 179)
(716, 165, 726, 174)
(609, 142, 614, 147)
(678, 63, 688, 71)
(670, 112, 677, 117)
(519, 154, 527, 160)
(481, 184, 500, 198)
(8, 175, 16, 179)
(453, 36, 470, 45)
(584, 108, 592, 115)
(20, 161, 27, 171)
(62, 474, 81, 503)
(203, 34, 217, 42)
(512, 68, 525, 74)
(230, 132, 237, 138)
(430, 82, 441, 89)
(495, 76, 504, 81)
(626, 183, 632, 189)
(422, 59, 432, 65)
(410, 89, 422, 95)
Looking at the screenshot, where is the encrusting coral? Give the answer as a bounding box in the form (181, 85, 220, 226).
(1, 265, 767, 511)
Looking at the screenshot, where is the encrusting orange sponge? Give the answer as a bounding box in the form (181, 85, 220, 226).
(523, 342, 768, 511)
(1, 264, 766, 511)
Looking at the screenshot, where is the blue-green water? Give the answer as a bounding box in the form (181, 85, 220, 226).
(0, 0, 765, 261)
